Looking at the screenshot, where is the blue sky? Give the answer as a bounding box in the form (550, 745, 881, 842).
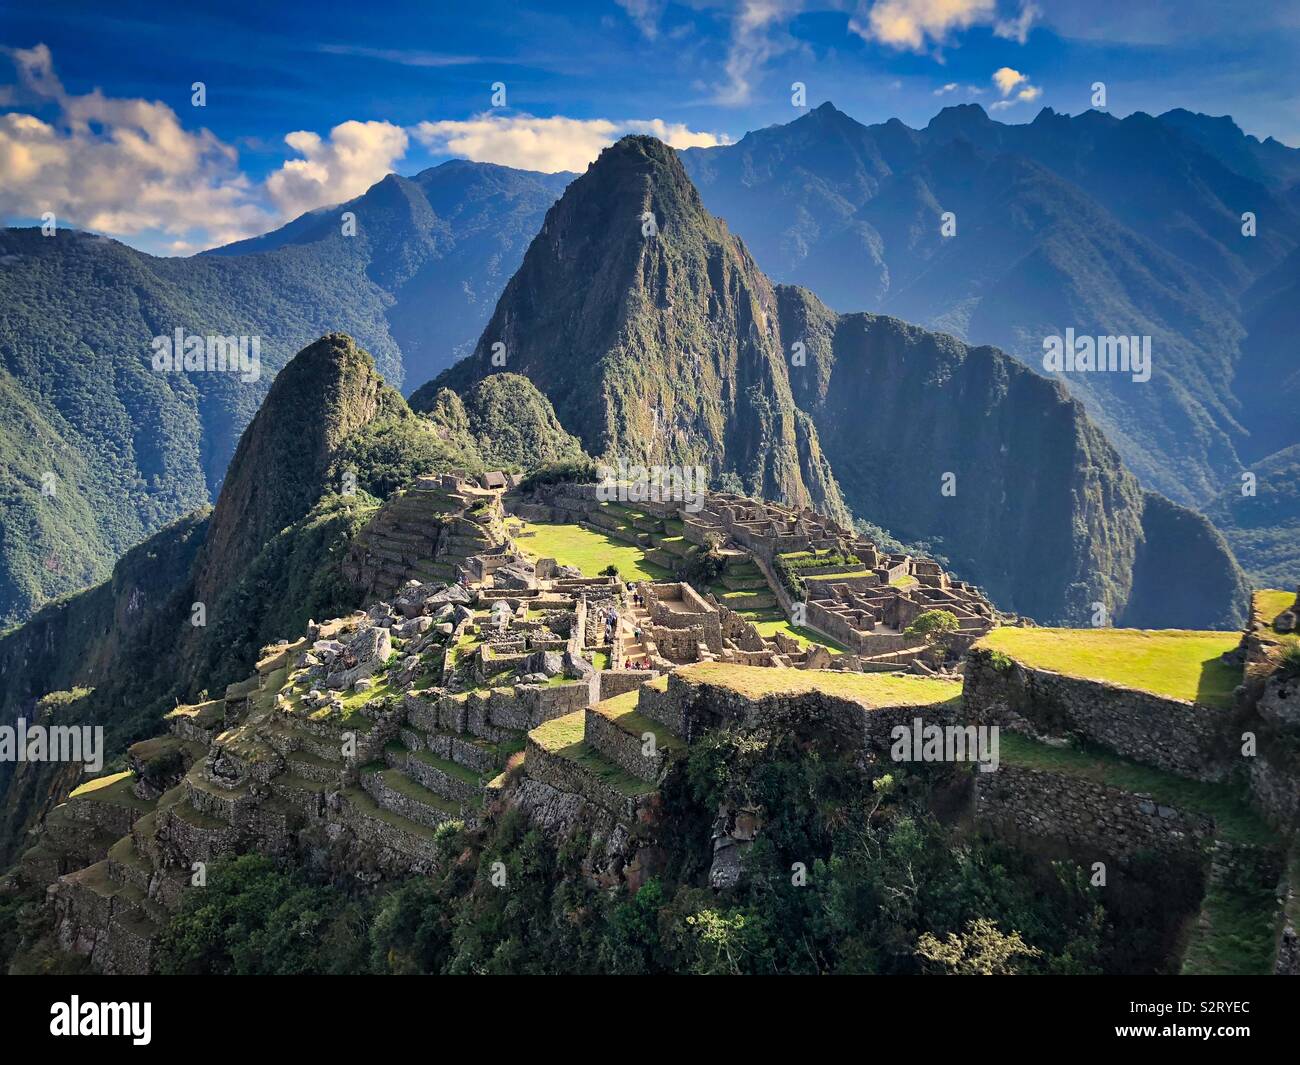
(3, 0, 1298, 253)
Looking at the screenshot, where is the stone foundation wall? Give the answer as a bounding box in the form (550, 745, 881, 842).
(594, 670, 658, 703)
(334, 792, 442, 872)
(973, 764, 1215, 862)
(64, 797, 140, 840)
(523, 736, 639, 820)
(964, 649, 1233, 782)
(662, 673, 965, 753)
(584, 709, 663, 783)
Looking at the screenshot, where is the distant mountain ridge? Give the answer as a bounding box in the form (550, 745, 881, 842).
(0, 161, 570, 627)
(680, 101, 1300, 513)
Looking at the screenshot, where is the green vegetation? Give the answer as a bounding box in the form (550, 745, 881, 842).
(1181, 848, 1286, 975)
(904, 609, 960, 639)
(514, 458, 601, 494)
(359, 730, 1170, 974)
(453, 374, 586, 470)
(679, 662, 961, 706)
(154, 854, 371, 975)
(773, 549, 862, 597)
(513, 520, 669, 581)
(733, 608, 848, 654)
(977, 627, 1241, 708)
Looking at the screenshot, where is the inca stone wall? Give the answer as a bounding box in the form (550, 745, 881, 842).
(963, 648, 1233, 782)
(973, 764, 1215, 863)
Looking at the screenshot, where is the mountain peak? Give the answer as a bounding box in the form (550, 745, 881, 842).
(924, 103, 994, 141)
(193, 334, 399, 604)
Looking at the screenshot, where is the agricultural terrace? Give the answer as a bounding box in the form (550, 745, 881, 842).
(678, 662, 961, 707)
(976, 628, 1241, 709)
(734, 607, 849, 654)
(511, 520, 670, 581)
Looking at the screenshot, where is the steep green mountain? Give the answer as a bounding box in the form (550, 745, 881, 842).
(190, 334, 402, 606)
(418, 136, 850, 524)
(420, 373, 587, 471)
(0, 334, 484, 866)
(680, 103, 1300, 507)
(420, 135, 1247, 627)
(0, 162, 568, 628)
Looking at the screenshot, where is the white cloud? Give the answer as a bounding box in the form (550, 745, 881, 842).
(850, 0, 996, 51)
(616, 0, 667, 39)
(265, 120, 409, 219)
(994, 1, 1039, 44)
(413, 113, 729, 173)
(933, 82, 960, 95)
(989, 66, 1041, 109)
(0, 44, 272, 249)
(992, 66, 1027, 95)
(716, 0, 805, 106)
(0, 45, 729, 252)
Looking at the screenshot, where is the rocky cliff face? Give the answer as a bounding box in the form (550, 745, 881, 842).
(778, 286, 1150, 622)
(421, 136, 851, 524)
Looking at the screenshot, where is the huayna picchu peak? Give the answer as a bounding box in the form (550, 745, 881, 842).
(1, 9, 1297, 1005)
(423, 133, 1246, 629)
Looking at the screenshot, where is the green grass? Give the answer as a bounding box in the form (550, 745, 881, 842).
(590, 650, 611, 671)
(736, 608, 849, 654)
(409, 749, 485, 787)
(1256, 589, 1299, 648)
(976, 628, 1241, 708)
(513, 520, 670, 581)
(678, 662, 962, 706)
(593, 690, 683, 750)
(164, 698, 225, 729)
(998, 733, 1275, 845)
(804, 569, 877, 581)
(1180, 879, 1283, 976)
(68, 770, 145, 805)
(364, 767, 460, 815)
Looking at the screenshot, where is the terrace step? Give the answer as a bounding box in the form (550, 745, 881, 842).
(583, 691, 682, 782)
(524, 711, 654, 818)
(286, 748, 343, 785)
(387, 743, 487, 805)
(338, 786, 444, 863)
(361, 767, 459, 830)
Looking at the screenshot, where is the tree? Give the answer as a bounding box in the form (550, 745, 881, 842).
(904, 609, 960, 640)
(915, 917, 1043, 975)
